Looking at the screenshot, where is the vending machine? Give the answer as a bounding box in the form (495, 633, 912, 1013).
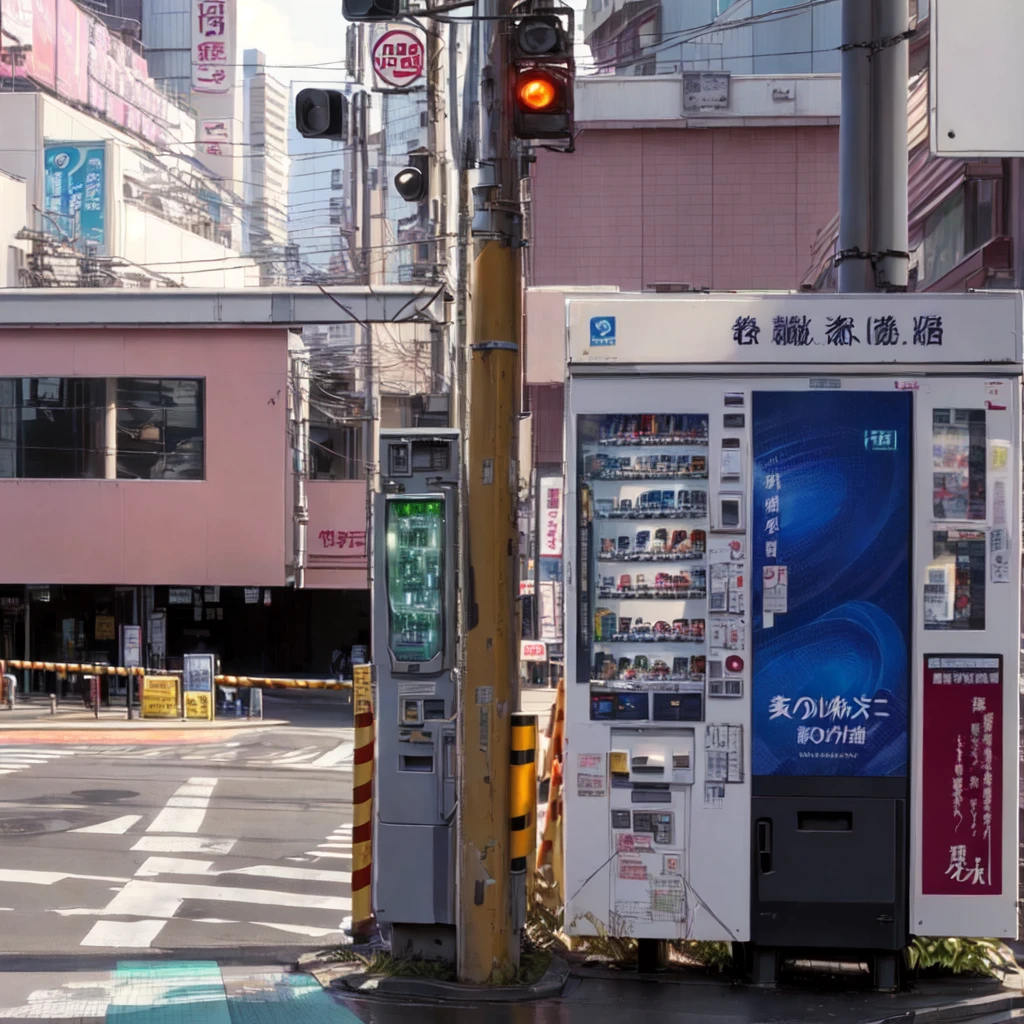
(561, 293, 1021, 977)
(373, 428, 459, 960)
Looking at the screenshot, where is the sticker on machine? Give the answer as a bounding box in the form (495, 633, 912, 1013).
(577, 773, 606, 798)
(762, 565, 788, 614)
(616, 832, 653, 853)
(618, 858, 647, 881)
(577, 753, 603, 769)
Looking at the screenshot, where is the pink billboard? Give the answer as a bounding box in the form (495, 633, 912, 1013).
(56, 0, 88, 104)
(0, 0, 33, 78)
(26, 0, 56, 88)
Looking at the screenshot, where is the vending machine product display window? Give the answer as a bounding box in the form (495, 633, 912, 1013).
(578, 415, 709, 713)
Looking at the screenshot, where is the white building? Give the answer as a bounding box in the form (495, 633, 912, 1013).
(243, 50, 290, 283)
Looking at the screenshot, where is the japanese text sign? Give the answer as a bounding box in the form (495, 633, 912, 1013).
(538, 476, 563, 558)
(921, 655, 1002, 895)
(192, 0, 234, 93)
(43, 143, 105, 251)
(200, 118, 230, 156)
(371, 27, 424, 90)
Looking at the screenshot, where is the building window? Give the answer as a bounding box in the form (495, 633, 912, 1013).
(116, 379, 204, 480)
(919, 190, 964, 286)
(310, 423, 363, 480)
(0, 376, 207, 482)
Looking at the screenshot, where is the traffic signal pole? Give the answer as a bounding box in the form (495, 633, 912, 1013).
(457, 0, 522, 985)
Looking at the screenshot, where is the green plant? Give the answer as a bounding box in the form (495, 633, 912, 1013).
(673, 940, 732, 969)
(905, 937, 1019, 978)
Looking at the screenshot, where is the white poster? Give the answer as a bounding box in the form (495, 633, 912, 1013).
(538, 581, 561, 641)
(148, 613, 166, 658)
(191, 0, 234, 94)
(121, 624, 142, 668)
(538, 476, 563, 557)
(762, 565, 788, 614)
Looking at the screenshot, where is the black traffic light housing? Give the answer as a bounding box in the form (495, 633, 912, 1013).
(394, 151, 429, 204)
(295, 88, 349, 141)
(343, 0, 399, 20)
(510, 6, 574, 144)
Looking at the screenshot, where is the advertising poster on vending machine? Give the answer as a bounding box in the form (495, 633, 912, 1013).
(751, 391, 912, 778)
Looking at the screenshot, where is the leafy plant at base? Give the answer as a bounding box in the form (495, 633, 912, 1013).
(905, 937, 1020, 978)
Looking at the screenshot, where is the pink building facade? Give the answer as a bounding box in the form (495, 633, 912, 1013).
(0, 290, 383, 685)
(520, 73, 841, 669)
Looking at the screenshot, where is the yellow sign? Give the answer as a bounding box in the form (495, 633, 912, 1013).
(353, 664, 374, 716)
(184, 691, 213, 721)
(95, 615, 115, 641)
(141, 675, 179, 719)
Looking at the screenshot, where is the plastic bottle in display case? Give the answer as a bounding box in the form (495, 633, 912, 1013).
(385, 498, 445, 665)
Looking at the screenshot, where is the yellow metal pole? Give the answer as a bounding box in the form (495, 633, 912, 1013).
(458, 236, 520, 984)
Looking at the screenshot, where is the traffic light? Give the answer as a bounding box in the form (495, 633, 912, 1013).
(295, 88, 348, 141)
(343, 0, 399, 19)
(510, 12, 574, 142)
(394, 152, 429, 203)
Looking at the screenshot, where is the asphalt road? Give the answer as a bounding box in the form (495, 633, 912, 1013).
(0, 692, 1013, 1022)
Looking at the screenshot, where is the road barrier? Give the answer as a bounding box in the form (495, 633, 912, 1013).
(510, 712, 538, 927)
(536, 678, 565, 906)
(349, 664, 376, 941)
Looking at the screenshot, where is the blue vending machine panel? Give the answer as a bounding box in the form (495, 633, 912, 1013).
(751, 391, 912, 778)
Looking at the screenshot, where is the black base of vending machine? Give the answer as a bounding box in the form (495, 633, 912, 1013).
(750, 776, 908, 959)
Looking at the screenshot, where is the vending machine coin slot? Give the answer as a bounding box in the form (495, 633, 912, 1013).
(402, 699, 423, 725)
(651, 812, 674, 845)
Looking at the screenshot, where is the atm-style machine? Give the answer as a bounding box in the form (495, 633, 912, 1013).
(561, 293, 1020, 984)
(373, 428, 459, 960)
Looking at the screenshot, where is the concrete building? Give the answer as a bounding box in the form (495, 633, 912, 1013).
(0, 288, 441, 682)
(583, 0, 840, 76)
(243, 50, 290, 283)
(519, 70, 841, 680)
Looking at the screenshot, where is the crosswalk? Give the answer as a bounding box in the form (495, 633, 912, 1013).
(0, 745, 75, 776)
(63, 737, 355, 772)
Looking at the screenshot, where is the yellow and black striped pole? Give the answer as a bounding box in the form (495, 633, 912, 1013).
(349, 663, 376, 942)
(510, 713, 538, 913)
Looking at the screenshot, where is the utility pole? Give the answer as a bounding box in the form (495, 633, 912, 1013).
(457, 0, 521, 985)
(838, 0, 910, 293)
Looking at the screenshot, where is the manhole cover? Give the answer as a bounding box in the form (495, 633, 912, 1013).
(71, 789, 139, 803)
(0, 816, 78, 836)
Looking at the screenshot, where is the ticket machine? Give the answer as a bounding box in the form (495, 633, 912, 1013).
(373, 428, 459, 960)
(561, 293, 1020, 984)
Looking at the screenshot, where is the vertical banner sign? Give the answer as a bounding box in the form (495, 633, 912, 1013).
(921, 655, 1002, 894)
(43, 143, 106, 251)
(539, 476, 563, 557)
(183, 652, 215, 720)
(121, 624, 142, 668)
(371, 27, 425, 90)
(26, 0, 55, 88)
(751, 391, 912, 777)
(192, 0, 233, 93)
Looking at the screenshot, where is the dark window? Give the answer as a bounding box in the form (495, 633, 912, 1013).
(116, 378, 204, 480)
(0, 377, 106, 479)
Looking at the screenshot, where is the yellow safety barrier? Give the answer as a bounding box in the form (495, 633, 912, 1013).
(349, 663, 375, 941)
(510, 713, 538, 875)
(214, 675, 352, 690)
(4, 660, 144, 677)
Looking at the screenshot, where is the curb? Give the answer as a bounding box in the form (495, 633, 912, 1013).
(870, 991, 1024, 1024)
(0, 718, 284, 731)
(333, 956, 570, 1003)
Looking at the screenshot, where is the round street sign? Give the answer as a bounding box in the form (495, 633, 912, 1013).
(372, 29, 425, 90)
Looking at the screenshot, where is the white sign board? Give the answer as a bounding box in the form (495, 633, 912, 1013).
(538, 476, 563, 557)
(682, 72, 729, 112)
(192, 0, 235, 94)
(567, 293, 1023, 368)
(931, 0, 1024, 156)
(200, 118, 231, 156)
(121, 625, 142, 668)
(521, 640, 547, 662)
(371, 27, 425, 90)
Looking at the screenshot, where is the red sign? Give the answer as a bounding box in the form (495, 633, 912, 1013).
(372, 28, 424, 89)
(921, 655, 1002, 895)
(520, 640, 547, 662)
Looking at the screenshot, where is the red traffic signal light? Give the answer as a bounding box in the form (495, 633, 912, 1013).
(512, 64, 572, 139)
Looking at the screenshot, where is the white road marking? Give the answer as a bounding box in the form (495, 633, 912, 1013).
(52, 907, 124, 916)
(0, 868, 130, 885)
(131, 836, 236, 855)
(71, 814, 142, 835)
(100, 878, 352, 920)
(135, 857, 215, 878)
(305, 851, 350, 860)
(249, 921, 345, 938)
(80, 918, 167, 948)
(228, 864, 351, 884)
(146, 778, 216, 833)
(309, 741, 354, 768)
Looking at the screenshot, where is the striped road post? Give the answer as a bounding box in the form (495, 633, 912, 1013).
(510, 712, 538, 929)
(349, 663, 376, 941)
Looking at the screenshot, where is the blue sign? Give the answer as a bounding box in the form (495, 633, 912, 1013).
(590, 316, 616, 347)
(751, 391, 912, 778)
(43, 144, 106, 252)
